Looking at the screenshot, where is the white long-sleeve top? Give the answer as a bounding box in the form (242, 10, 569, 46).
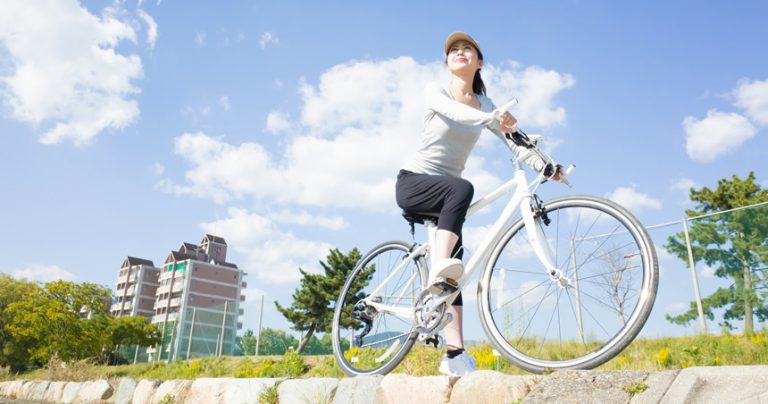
(401, 83, 545, 177)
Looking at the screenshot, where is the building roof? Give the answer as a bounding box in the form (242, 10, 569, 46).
(165, 251, 198, 264)
(125, 256, 155, 267)
(201, 234, 227, 245)
(179, 242, 199, 253)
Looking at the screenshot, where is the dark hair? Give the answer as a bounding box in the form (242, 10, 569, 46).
(446, 46, 486, 96)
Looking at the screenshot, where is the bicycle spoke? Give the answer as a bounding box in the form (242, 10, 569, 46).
(491, 278, 551, 313)
(513, 283, 556, 346)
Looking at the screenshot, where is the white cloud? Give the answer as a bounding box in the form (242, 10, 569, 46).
(10, 264, 76, 283)
(265, 111, 292, 134)
(683, 110, 756, 163)
(484, 62, 575, 128)
(219, 96, 231, 111)
(151, 162, 165, 175)
(259, 31, 278, 49)
(671, 178, 697, 193)
(195, 31, 206, 47)
(665, 302, 687, 314)
(605, 186, 662, 212)
(163, 57, 572, 211)
(0, 0, 143, 145)
(700, 264, 717, 278)
(136, 9, 157, 48)
(268, 210, 348, 230)
(733, 78, 768, 125)
(200, 208, 334, 284)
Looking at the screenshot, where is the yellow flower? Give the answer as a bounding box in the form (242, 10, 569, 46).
(654, 348, 671, 368)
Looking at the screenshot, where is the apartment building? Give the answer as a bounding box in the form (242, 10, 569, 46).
(145, 234, 246, 362)
(111, 256, 160, 318)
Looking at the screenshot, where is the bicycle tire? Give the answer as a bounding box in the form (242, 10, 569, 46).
(477, 195, 658, 373)
(332, 240, 427, 376)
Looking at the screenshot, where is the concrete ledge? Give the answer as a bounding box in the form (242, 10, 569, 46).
(2, 366, 768, 404)
(661, 366, 768, 403)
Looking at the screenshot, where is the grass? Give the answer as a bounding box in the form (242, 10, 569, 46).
(6, 330, 768, 381)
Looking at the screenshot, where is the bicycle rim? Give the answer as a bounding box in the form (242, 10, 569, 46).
(478, 195, 658, 373)
(332, 240, 425, 376)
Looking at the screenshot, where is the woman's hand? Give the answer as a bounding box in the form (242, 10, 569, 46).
(499, 111, 517, 133)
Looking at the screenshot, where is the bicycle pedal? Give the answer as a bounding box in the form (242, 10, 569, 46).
(421, 334, 445, 350)
(428, 277, 459, 294)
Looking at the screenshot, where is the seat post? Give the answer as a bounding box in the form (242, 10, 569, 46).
(424, 219, 438, 268)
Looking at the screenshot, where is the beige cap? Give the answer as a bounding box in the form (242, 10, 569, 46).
(444, 31, 482, 55)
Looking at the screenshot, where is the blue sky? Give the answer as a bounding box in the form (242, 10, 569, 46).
(1, 1, 767, 341)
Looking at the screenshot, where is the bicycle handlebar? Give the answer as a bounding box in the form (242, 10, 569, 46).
(496, 98, 575, 187)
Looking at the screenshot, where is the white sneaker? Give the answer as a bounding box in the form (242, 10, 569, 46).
(428, 258, 463, 293)
(439, 351, 477, 376)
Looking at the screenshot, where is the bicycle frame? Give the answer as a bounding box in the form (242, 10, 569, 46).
(364, 158, 561, 321)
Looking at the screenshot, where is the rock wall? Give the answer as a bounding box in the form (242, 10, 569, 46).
(2, 366, 768, 403)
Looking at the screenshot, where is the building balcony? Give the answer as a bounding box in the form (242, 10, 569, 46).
(158, 271, 185, 282)
(110, 301, 132, 312)
(156, 283, 184, 295)
(125, 286, 137, 297)
(241, 281, 247, 288)
(154, 297, 182, 310)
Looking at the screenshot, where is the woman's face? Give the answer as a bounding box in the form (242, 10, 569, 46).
(446, 40, 482, 74)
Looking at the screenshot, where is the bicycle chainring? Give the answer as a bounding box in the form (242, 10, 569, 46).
(413, 289, 446, 335)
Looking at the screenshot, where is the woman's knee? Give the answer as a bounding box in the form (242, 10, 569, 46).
(451, 178, 474, 207)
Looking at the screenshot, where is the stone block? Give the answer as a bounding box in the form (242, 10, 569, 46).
(114, 378, 137, 404)
(62, 382, 84, 404)
(132, 380, 160, 404)
(44, 381, 68, 402)
(524, 370, 649, 404)
(332, 375, 383, 404)
(4, 380, 27, 399)
(181, 377, 226, 404)
(661, 365, 768, 403)
(450, 371, 536, 404)
(630, 370, 678, 404)
(279, 378, 339, 404)
(151, 380, 192, 404)
(75, 379, 114, 403)
(222, 378, 283, 404)
(21, 381, 49, 401)
(378, 374, 455, 404)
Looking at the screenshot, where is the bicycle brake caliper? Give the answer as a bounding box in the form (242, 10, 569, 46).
(532, 194, 551, 226)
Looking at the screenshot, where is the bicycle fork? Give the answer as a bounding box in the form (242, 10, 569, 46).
(521, 195, 570, 288)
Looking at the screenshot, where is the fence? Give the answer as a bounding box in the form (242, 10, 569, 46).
(118, 301, 243, 364)
(640, 201, 768, 337)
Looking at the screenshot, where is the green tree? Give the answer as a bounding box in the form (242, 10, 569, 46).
(5, 280, 113, 364)
(275, 248, 361, 353)
(258, 328, 299, 355)
(0, 274, 39, 371)
(107, 316, 161, 359)
(240, 329, 257, 356)
(665, 172, 768, 333)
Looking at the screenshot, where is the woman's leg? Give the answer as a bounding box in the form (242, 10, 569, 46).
(395, 171, 473, 351)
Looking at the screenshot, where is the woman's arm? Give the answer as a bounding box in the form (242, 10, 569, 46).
(485, 99, 547, 172)
(424, 83, 495, 125)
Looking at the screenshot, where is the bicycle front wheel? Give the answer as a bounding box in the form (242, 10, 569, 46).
(478, 195, 658, 373)
(332, 240, 427, 376)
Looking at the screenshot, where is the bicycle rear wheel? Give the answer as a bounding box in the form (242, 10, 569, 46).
(478, 195, 658, 373)
(332, 240, 426, 376)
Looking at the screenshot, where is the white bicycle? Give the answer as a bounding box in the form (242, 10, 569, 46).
(331, 106, 658, 375)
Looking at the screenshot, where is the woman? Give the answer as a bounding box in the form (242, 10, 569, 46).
(396, 31, 551, 376)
